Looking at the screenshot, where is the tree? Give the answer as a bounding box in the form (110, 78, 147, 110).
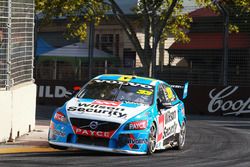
(35, 0, 110, 40)
(108, 0, 191, 77)
(195, 0, 250, 32)
(36, 0, 250, 77)
(36, 0, 191, 77)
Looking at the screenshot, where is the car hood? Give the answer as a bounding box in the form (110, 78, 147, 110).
(66, 98, 151, 124)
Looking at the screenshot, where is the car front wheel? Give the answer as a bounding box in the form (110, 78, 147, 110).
(147, 123, 157, 155)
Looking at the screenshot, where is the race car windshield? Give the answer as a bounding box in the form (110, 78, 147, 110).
(77, 79, 154, 105)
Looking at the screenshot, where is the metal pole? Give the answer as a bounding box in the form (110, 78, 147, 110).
(31, 12, 36, 82)
(214, 0, 229, 86)
(7, 0, 14, 142)
(132, 59, 135, 75)
(151, 37, 157, 78)
(6, 0, 12, 90)
(104, 59, 108, 74)
(53, 60, 57, 80)
(151, 12, 158, 78)
(222, 6, 229, 86)
(78, 58, 81, 80)
(88, 19, 95, 80)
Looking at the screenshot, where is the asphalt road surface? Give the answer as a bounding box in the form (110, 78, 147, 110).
(1, 115, 250, 167)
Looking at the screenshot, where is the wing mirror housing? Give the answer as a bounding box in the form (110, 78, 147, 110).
(162, 102, 172, 107)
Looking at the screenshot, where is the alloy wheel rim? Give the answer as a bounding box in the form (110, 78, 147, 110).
(149, 125, 156, 152)
(179, 123, 186, 147)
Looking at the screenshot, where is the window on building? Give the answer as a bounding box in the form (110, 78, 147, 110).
(123, 49, 136, 68)
(95, 34, 120, 57)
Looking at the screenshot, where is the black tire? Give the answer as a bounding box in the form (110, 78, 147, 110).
(174, 121, 186, 150)
(49, 143, 68, 150)
(147, 123, 157, 155)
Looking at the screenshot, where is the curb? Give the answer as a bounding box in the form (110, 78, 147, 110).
(0, 125, 61, 154)
(0, 147, 61, 154)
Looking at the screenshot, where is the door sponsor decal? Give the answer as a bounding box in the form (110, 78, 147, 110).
(163, 110, 177, 139)
(163, 123, 177, 138)
(157, 110, 177, 141)
(157, 115, 164, 142)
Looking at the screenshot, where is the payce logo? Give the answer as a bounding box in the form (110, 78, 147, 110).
(208, 86, 250, 116)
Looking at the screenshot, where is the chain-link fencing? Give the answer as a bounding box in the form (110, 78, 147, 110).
(0, 0, 34, 90)
(35, 6, 250, 87)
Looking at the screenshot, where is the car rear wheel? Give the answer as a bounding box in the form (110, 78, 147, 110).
(174, 121, 186, 150)
(147, 123, 157, 155)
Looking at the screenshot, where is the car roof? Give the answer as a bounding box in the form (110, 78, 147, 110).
(94, 74, 162, 86)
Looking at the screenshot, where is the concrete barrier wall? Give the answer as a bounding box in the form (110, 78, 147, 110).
(0, 91, 12, 142)
(0, 82, 36, 142)
(177, 85, 250, 116)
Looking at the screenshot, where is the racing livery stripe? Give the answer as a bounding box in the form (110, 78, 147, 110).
(98, 75, 121, 81)
(131, 78, 152, 85)
(118, 75, 133, 82)
(120, 103, 140, 108)
(80, 99, 95, 103)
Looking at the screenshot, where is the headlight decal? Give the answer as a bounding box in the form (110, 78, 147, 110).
(54, 111, 68, 123)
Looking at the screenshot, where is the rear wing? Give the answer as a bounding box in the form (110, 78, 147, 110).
(171, 82, 189, 100)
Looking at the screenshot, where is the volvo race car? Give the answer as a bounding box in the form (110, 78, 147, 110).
(48, 74, 188, 155)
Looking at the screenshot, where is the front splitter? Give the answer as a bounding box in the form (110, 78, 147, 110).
(49, 141, 147, 155)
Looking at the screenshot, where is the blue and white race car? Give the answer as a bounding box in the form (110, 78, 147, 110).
(48, 74, 187, 155)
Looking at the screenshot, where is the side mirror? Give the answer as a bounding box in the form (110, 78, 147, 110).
(64, 90, 74, 99)
(65, 86, 81, 99)
(162, 102, 172, 107)
(157, 99, 164, 111)
(157, 99, 171, 112)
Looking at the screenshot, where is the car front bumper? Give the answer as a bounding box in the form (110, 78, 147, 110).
(49, 141, 147, 155)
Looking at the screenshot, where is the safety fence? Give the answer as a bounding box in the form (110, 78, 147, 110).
(0, 0, 8, 88)
(0, 0, 34, 89)
(34, 61, 144, 81)
(35, 5, 249, 88)
(35, 21, 249, 87)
